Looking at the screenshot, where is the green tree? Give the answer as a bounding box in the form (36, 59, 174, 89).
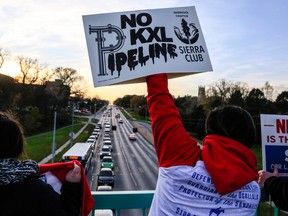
(228, 90, 244, 106)
(275, 91, 288, 114)
(245, 88, 267, 113)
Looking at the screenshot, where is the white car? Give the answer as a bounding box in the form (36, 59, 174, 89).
(86, 138, 96, 148)
(129, 133, 137, 140)
(104, 127, 111, 133)
(103, 136, 111, 141)
(97, 185, 112, 191)
(100, 146, 111, 159)
(103, 140, 113, 151)
(94, 209, 113, 216)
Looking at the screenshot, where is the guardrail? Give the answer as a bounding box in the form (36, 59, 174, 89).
(91, 189, 280, 216)
(91, 190, 154, 216)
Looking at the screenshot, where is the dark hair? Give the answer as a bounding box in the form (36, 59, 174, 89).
(0, 112, 25, 159)
(205, 105, 256, 148)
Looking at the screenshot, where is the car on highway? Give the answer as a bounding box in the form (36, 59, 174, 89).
(96, 185, 112, 191)
(101, 156, 114, 170)
(104, 133, 111, 139)
(97, 168, 115, 187)
(103, 136, 111, 142)
(104, 127, 111, 133)
(100, 146, 111, 159)
(94, 127, 101, 132)
(118, 119, 123, 123)
(86, 138, 96, 149)
(103, 140, 113, 151)
(129, 133, 137, 140)
(91, 131, 100, 139)
(94, 209, 113, 216)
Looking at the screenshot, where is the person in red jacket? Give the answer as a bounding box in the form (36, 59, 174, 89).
(0, 112, 82, 216)
(146, 74, 261, 216)
(258, 165, 288, 211)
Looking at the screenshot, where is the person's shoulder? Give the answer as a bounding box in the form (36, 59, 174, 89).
(13, 176, 56, 193)
(28, 176, 55, 189)
(0, 177, 56, 200)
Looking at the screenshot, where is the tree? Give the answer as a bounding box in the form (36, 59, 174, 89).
(275, 91, 288, 114)
(15, 56, 47, 85)
(0, 47, 9, 68)
(113, 97, 123, 107)
(202, 96, 223, 111)
(121, 95, 134, 108)
(228, 90, 244, 106)
(206, 79, 248, 104)
(174, 95, 198, 114)
(245, 88, 267, 114)
(54, 67, 83, 89)
(39, 68, 56, 85)
(261, 81, 274, 101)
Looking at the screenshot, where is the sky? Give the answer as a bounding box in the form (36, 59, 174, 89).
(0, 0, 287, 103)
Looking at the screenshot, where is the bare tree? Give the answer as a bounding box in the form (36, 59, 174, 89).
(15, 56, 47, 85)
(206, 79, 248, 103)
(261, 81, 274, 101)
(71, 83, 87, 99)
(38, 68, 56, 85)
(0, 48, 10, 68)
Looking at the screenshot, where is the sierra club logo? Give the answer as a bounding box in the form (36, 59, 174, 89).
(174, 18, 199, 44)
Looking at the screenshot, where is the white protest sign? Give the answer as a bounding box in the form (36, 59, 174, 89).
(82, 6, 213, 87)
(261, 114, 288, 175)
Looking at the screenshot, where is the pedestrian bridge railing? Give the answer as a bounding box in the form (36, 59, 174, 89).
(90, 189, 280, 216)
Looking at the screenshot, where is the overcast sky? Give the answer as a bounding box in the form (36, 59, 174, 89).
(0, 0, 287, 103)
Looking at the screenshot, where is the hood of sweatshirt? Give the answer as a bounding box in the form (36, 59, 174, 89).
(202, 134, 258, 195)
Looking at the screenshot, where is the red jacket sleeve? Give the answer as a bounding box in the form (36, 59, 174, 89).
(146, 74, 201, 168)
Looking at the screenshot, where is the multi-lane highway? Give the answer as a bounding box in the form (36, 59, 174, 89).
(87, 106, 158, 192)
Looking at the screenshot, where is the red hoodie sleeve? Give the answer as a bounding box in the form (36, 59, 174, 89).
(146, 74, 201, 168)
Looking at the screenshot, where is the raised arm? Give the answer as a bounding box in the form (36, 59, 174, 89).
(146, 74, 201, 167)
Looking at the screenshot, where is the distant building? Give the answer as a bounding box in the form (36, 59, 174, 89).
(198, 86, 206, 104)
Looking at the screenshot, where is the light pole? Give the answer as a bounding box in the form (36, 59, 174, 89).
(70, 100, 74, 148)
(52, 109, 57, 162)
(94, 103, 97, 119)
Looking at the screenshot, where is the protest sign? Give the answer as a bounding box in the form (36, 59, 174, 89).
(261, 114, 288, 175)
(82, 6, 213, 87)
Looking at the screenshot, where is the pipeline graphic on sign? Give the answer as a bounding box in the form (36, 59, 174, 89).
(89, 24, 125, 76)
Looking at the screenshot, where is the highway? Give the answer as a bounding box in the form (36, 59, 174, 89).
(87, 106, 158, 191)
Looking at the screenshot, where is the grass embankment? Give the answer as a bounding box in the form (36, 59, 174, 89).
(24, 117, 95, 163)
